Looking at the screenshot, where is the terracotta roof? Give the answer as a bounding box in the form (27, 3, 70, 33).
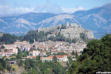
(56, 55, 68, 58)
(48, 56, 54, 59)
(28, 56, 36, 59)
(40, 56, 53, 60)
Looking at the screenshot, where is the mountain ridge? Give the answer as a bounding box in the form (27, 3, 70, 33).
(0, 3, 111, 38)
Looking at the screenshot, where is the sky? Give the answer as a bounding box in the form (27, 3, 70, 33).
(0, 0, 111, 16)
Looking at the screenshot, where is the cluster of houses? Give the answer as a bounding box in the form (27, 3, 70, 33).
(0, 40, 86, 62)
(0, 44, 18, 57)
(40, 55, 68, 62)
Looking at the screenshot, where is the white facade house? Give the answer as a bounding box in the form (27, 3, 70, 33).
(29, 50, 40, 56)
(40, 55, 69, 62)
(56, 55, 68, 62)
(40, 56, 53, 62)
(4, 44, 18, 54)
(0, 49, 15, 57)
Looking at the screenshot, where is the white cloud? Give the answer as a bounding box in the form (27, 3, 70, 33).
(0, 5, 37, 16)
(13, 7, 36, 14)
(0, 5, 62, 16)
(0, 5, 10, 16)
(34, 3, 63, 13)
(0, 4, 85, 16)
(61, 6, 85, 13)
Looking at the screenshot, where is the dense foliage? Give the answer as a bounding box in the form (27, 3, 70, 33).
(80, 33, 88, 42)
(0, 58, 7, 71)
(23, 58, 65, 74)
(0, 34, 17, 44)
(22, 30, 48, 43)
(23, 30, 78, 43)
(67, 34, 111, 74)
(0, 58, 11, 72)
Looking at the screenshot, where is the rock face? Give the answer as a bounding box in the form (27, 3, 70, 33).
(38, 23, 94, 41)
(60, 23, 94, 39)
(0, 32, 3, 37)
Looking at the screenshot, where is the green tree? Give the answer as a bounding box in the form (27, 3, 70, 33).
(0, 34, 17, 44)
(16, 48, 23, 59)
(0, 58, 7, 71)
(53, 56, 57, 63)
(67, 34, 111, 74)
(80, 33, 88, 42)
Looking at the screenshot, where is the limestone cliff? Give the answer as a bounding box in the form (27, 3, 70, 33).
(38, 23, 94, 42)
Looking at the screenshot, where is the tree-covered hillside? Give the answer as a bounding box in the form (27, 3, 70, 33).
(67, 34, 111, 74)
(0, 33, 17, 44)
(0, 23, 93, 44)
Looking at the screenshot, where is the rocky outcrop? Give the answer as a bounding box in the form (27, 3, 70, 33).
(38, 23, 94, 41)
(60, 23, 94, 39)
(0, 32, 3, 37)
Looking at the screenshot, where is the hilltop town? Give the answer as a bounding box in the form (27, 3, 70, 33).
(0, 40, 86, 62)
(0, 23, 94, 73)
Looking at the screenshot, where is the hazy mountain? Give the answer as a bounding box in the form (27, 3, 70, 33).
(36, 14, 79, 28)
(73, 3, 111, 38)
(0, 3, 110, 38)
(0, 13, 56, 34)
